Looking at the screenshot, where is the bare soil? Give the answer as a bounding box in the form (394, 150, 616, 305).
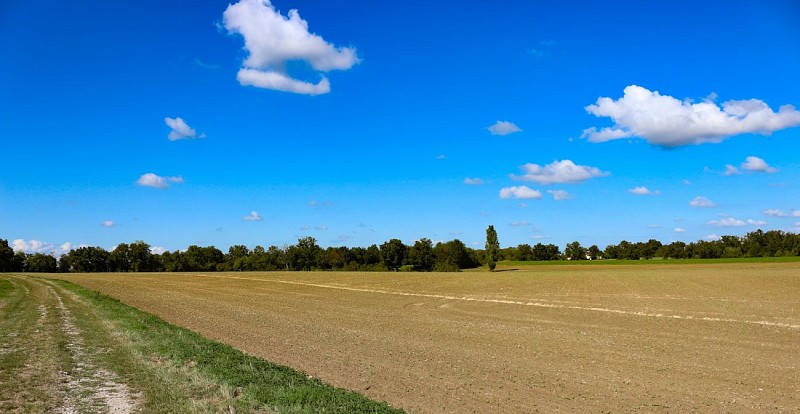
(51, 263, 800, 413)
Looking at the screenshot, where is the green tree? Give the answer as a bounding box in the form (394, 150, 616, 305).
(564, 241, 586, 261)
(0, 239, 15, 272)
(485, 225, 499, 271)
(407, 238, 434, 271)
(287, 237, 321, 271)
(26, 253, 58, 272)
(380, 239, 407, 271)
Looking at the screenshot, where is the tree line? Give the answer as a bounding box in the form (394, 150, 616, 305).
(1, 229, 798, 273)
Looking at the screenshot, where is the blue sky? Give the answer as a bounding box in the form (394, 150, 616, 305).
(2, 0, 800, 254)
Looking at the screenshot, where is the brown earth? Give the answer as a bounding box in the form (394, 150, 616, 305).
(48, 263, 800, 413)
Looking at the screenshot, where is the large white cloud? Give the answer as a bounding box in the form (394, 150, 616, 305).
(136, 173, 184, 189)
(763, 209, 800, 218)
(499, 186, 542, 200)
(487, 121, 522, 136)
(223, 0, 360, 95)
(582, 85, 800, 147)
(510, 160, 608, 185)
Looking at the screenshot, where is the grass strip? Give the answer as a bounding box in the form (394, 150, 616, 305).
(52, 278, 405, 414)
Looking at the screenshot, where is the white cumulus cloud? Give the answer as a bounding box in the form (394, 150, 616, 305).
(689, 196, 716, 208)
(747, 219, 767, 226)
(464, 177, 484, 185)
(708, 217, 746, 227)
(510, 160, 608, 185)
(582, 85, 800, 147)
(223, 0, 360, 95)
(12, 239, 76, 257)
(547, 189, 571, 200)
(628, 186, 659, 195)
(487, 121, 522, 136)
(165, 117, 204, 140)
(243, 211, 263, 221)
(101, 220, 115, 228)
(741, 156, 777, 173)
(136, 173, 184, 189)
(674, 227, 686, 233)
(499, 186, 542, 200)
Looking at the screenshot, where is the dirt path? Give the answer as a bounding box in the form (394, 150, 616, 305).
(0, 275, 139, 413)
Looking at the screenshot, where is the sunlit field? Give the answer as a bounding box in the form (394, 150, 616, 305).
(46, 262, 800, 413)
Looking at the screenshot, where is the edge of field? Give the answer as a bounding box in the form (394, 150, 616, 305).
(498, 256, 800, 268)
(37, 276, 405, 414)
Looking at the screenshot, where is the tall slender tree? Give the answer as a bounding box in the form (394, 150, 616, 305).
(485, 225, 499, 271)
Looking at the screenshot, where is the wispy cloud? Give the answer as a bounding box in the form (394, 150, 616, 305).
(464, 177, 484, 185)
(242, 211, 263, 221)
(487, 121, 522, 136)
(100, 220, 115, 228)
(763, 209, 800, 218)
(689, 196, 715, 208)
(674, 227, 686, 233)
(511, 160, 608, 185)
(499, 186, 542, 200)
(707, 217, 745, 227)
(223, 0, 360, 95)
(136, 173, 184, 189)
(582, 85, 800, 147)
(510, 221, 531, 227)
(547, 189, 571, 200)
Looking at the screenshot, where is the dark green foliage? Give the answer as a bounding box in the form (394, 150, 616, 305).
(380, 239, 407, 271)
(485, 225, 499, 271)
(407, 238, 434, 271)
(25, 253, 58, 272)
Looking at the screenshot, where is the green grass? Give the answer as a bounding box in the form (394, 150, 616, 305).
(52, 278, 405, 414)
(0, 279, 12, 298)
(500, 256, 800, 266)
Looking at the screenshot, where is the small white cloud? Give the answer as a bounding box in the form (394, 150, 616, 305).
(223, 0, 360, 95)
(487, 121, 522, 136)
(464, 177, 484, 185)
(582, 85, 800, 147)
(243, 211, 263, 221)
(741, 156, 777, 173)
(300, 225, 311, 231)
(708, 217, 746, 227)
(436, 154, 447, 160)
(628, 186, 658, 195)
(747, 219, 767, 226)
(101, 220, 115, 228)
(165, 117, 204, 141)
(705, 234, 721, 241)
(510, 221, 531, 227)
(689, 196, 716, 208)
(499, 186, 542, 200)
(308, 199, 333, 208)
(547, 189, 571, 200)
(136, 173, 184, 189)
(682, 179, 692, 186)
(511, 160, 609, 185)
(723, 165, 740, 176)
(674, 227, 686, 233)
(315, 225, 328, 231)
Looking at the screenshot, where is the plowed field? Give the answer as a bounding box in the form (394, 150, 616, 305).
(48, 263, 800, 413)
